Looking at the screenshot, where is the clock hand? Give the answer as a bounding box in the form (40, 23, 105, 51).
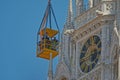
(80, 50, 96, 62)
(80, 57, 89, 62)
(80, 54, 92, 62)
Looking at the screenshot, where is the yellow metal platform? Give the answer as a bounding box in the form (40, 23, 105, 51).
(40, 28, 58, 38)
(37, 48, 58, 60)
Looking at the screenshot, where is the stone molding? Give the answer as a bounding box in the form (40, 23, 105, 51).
(72, 15, 115, 43)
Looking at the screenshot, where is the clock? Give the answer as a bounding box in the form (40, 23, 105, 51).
(80, 35, 101, 73)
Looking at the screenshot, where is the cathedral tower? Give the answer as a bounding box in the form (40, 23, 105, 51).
(54, 0, 120, 80)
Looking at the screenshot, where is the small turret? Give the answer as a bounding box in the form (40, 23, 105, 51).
(60, 0, 75, 66)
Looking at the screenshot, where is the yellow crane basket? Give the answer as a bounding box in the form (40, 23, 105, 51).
(37, 28, 59, 60)
(36, 0, 60, 60)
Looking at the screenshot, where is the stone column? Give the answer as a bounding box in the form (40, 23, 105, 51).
(88, 0, 93, 8)
(101, 21, 107, 80)
(101, 21, 113, 80)
(75, 41, 80, 79)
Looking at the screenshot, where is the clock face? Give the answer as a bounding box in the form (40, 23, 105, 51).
(80, 35, 101, 73)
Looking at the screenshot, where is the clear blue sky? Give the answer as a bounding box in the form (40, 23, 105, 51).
(0, 0, 68, 80)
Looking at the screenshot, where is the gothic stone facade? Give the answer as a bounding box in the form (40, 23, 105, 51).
(54, 0, 120, 80)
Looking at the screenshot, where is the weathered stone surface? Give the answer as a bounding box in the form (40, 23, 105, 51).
(54, 0, 120, 80)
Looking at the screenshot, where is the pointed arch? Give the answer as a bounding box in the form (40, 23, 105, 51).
(54, 62, 70, 80)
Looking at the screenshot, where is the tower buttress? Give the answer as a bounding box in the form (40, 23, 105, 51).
(116, 0, 120, 79)
(60, 0, 74, 66)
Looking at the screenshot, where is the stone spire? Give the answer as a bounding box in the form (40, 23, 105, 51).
(60, 0, 75, 68)
(66, 0, 73, 26)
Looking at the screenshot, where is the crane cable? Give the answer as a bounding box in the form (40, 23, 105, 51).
(37, 0, 60, 45)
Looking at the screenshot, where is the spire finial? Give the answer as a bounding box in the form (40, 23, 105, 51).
(66, 0, 73, 25)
